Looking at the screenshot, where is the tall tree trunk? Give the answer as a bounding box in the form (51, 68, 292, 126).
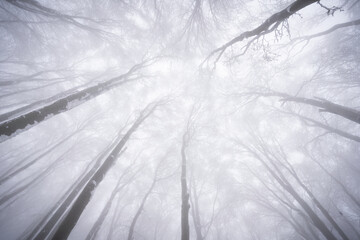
(247, 90, 360, 125)
(256, 140, 350, 240)
(107, 194, 129, 240)
(127, 179, 156, 240)
(0, 60, 152, 140)
(181, 132, 190, 240)
(51, 103, 158, 240)
(278, 155, 350, 240)
(25, 134, 124, 240)
(280, 95, 360, 125)
(26, 102, 158, 240)
(190, 177, 203, 240)
(20, 154, 96, 240)
(242, 144, 338, 240)
(86, 165, 140, 240)
(309, 154, 360, 209)
(126, 154, 169, 240)
(247, 166, 319, 240)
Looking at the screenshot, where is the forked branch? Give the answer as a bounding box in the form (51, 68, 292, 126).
(202, 0, 318, 68)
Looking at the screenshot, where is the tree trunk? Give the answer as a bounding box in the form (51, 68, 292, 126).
(281, 96, 360, 125)
(310, 155, 360, 209)
(0, 60, 150, 140)
(190, 177, 203, 240)
(278, 153, 350, 240)
(35, 103, 158, 240)
(0, 145, 77, 207)
(51, 103, 157, 240)
(86, 165, 139, 240)
(181, 132, 190, 240)
(26, 136, 123, 240)
(242, 144, 338, 240)
(246, 90, 360, 125)
(0, 127, 81, 185)
(290, 112, 360, 142)
(127, 179, 156, 240)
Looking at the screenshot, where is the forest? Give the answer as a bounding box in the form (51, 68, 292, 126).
(0, 0, 359, 239)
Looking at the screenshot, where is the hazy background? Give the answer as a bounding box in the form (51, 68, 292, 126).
(0, 0, 359, 239)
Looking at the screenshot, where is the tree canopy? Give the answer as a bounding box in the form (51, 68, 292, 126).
(0, 0, 359, 239)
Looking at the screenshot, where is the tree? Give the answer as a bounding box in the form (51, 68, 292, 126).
(126, 153, 171, 240)
(203, 0, 318, 68)
(51, 101, 160, 240)
(238, 137, 339, 240)
(85, 161, 141, 240)
(0, 59, 156, 140)
(0, 0, 359, 239)
(181, 125, 191, 240)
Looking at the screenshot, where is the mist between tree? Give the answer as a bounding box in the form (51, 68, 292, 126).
(0, 0, 359, 239)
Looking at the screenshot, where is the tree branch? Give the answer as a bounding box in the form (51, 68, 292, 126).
(291, 18, 360, 43)
(202, 0, 318, 68)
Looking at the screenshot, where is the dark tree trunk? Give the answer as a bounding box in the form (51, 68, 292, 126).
(86, 165, 139, 240)
(280, 95, 360, 125)
(248, 90, 360, 125)
(0, 60, 149, 140)
(26, 137, 123, 240)
(47, 103, 157, 240)
(181, 132, 190, 240)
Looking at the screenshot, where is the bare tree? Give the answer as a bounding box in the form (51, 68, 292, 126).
(25, 101, 160, 240)
(181, 129, 191, 240)
(50, 101, 160, 240)
(126, 153, 171, 240)
(85, 161, 142, 240)
(240, 89, 360, 125)
(180, 107, 200, 240)
(203, 0, 319, 67)
(0, 112, 98, 185)
(0, 59, 157, 140)
(238, 137, 339, 240)
(0, 0, 359, 239)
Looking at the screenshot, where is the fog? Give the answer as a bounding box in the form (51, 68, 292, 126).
(0, 0, 359, 239)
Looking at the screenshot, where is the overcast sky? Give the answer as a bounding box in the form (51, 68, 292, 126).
(0, 0, 359, 239)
